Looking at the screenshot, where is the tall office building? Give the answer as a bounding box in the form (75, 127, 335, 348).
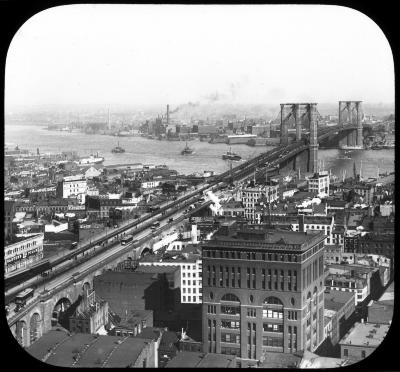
(202, 223, 326, 367)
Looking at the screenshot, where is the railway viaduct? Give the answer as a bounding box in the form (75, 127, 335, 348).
(7, 100, 365, 348)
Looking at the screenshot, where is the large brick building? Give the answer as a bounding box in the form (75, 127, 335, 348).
(201, 223, 326, 367)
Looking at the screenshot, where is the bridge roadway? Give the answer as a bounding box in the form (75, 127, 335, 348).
(6, 199, 212, 327)
(5, 186, 210, 300)
(7, 123, 353, 329)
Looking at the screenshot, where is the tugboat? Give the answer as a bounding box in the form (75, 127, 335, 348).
(181, 142, 194, 155)
(111, 142, 125, 153)
(222, 147, 241, 161)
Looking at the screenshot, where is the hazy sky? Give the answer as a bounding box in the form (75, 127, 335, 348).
(5, 4, 394, 109)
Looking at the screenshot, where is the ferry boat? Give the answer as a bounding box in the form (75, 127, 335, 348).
(339, 145, 363, 150)
(222, 147, 241, 161)
(75, 153, 104, 166)
(111, 142, 125, 153)
(181, 142, 194, 155)
(338, 155, 351, 160)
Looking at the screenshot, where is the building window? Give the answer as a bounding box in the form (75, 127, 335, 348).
(343, 349, 348, 357)
(221, 333, 240, 344)
(221, 305, 240, 315)
(262, 336, 283, 347)
(221, 293, 240, 302)
(221, 320, 240, 329)
(263, 323, 283, 332)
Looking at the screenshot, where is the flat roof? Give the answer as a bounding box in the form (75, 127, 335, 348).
(210, 227, 325, 251)
(339, 322, 390, 347)
(325, 289, 355, 307)
(114, 309, 153, 329)
(140, 253, 200, 264)
(26, 330, 151, 367)
(299, 351, 349, 368)
(135, 327, 161, 341)
(135, 266, 179, 275)
(165, 352, 235, 368)
(379, 282, 394, 302)
(259, 351, 302, 368)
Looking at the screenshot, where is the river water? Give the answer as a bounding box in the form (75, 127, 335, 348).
(5, 124, 395, 179)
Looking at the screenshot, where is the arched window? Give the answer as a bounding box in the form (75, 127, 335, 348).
(307, 292, 312, 313)
(221, 293, 240, 302)
(263, 297, 283, 306)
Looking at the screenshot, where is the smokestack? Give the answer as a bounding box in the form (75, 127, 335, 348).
(298, 214, 305, 233)
(167, 104, 170, 125)
(108, 108, 111, 130)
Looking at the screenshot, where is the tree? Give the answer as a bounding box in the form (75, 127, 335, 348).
(10, 176, 18, 184)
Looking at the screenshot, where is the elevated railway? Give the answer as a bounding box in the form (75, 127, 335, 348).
(6, 123, 352, 326)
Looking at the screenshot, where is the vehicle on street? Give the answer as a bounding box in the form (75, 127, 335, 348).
(121, 235, 134, 245)
(151, 221, 161, 229)
(15, 288, 35, 311)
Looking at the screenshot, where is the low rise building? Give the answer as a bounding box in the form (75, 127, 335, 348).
(220, 199, 245, 218)
(367, 282, 394, 325)
(139, 248, 202, 304)
(141, 180, 162, 189)
(84, 166, 102, 180)
(339, 322, 390, 363)
(307, 171, 330, 197)
(325, 274, 368, 305)
(165, 351, 237, 368)
(109, 309, 153, 338)
(135, 327, 163, 368)
(324, 290, 356, 344)
(62, 174, 87, 198)
(356, 233, 394, 271)
(241, 183, 279, 223)
(298, 350, 350, 368)
(324, 245, 355, 265)
(69, 290, 109, 334)
(379, 202, 394, 217)
(4, 233, 44, 274)
(291, 215, 335, 245)
(26, 329, 156, 367)
(93, 271, 178, 318)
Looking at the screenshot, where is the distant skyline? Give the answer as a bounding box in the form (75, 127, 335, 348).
(5, 5, 394, 109)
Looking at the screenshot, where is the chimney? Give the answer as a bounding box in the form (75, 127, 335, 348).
(298, 214, 305, 232)
(166, 104, 170, 125)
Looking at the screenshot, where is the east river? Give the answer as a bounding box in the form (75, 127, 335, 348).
(5, 124, 395, 179)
